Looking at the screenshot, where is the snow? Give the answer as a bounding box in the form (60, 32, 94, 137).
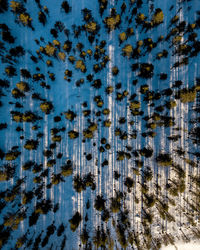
(0, 0, 200, 249)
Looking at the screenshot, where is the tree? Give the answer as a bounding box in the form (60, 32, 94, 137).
(61, 161, 73, 177)
(122, 44, 133, 57)
(24, 139, 38, 150)
(61, 1, 71, 14)
(69, 211, 82, 232)
(40, 101, 53, 114)
(124, 177, 134, 192)
(104, 9, 121, 32)
(139, 63, 154, 78)
(38, 11, 46, 25)
(64, 110, 76, 121)
(5, 150, 21, 161)
(94, 195, 106, 211)
(156, 153, 173, 166)
(19, 13, 32, 27)
(68, 130, 79, 139)
(152, 8, 164, 26)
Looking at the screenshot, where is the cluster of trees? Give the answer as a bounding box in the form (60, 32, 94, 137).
(0, 0, 200, 249)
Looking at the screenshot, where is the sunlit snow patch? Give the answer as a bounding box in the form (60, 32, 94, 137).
(162, 242, 200, 250)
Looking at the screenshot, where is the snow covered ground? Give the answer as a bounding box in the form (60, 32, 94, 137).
(0, 0, 200, 249)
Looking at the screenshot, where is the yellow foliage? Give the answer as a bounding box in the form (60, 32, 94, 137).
(137, 13, 146, 21)
(152, 9, 164, 24)
(43, 6, 48, 12)
(171, 27, 178, 35)
(137, 48, 141, 55)
(167, 101, 177, 109)
(83, 130, 93, 138)
(76, 60, 86, 72)
(33, 177, 41, 183)
(149, 131, 156, 137)
(0, 171, 7, 181)
(168, 119, 174, 127)
(4, 194, 16, 202)
(130, 101, 140, 110)
(35, 208, 43, 214)
(171, 15, 179, 23)
(4, 217, 15, 227)
(13, 114, 22, 122)
(32, 126, 37, 130)
(104, 120, 111, 127)
(137, 40, 143, 47)
(5, 152, 18, 161)
(51, 135, 61, 142)
(68, 56, 75, 63)
(46, 60, 52, 66)
(119, 153, 125, 161)
(149, 123, 157, 129)
(88, 123, 98, 132)
(16, 81, 29, 92)
(24, 143, 34, 150)
(101, 61, 106, 68)
(178, 44, 187, 52)
(80, 51, 86, 58)
(102, 108, 110, 115)
(53, 40, 60, 46)
(87, 49, 92, 55)
(61, 168, 73, 177)
(157, 52, 163, 58)
(40, 102, 51, 113)
(128, 27, 134, 35)
(190, 23, 196, 29)
(40, 46, 44, 52)
(106, 86, 114, 94)
(119, 32, 126, 42)
(52, 178, 59, 185)
(132, 168, 140, 175)
(158, 159, 172, 167)
(11, 88, 22, 97)
(47, 161, 55, 167)
(152, 113, 160, 121)
(140, 85, 149, 93)
(19, 13, 32, 26)
(11, 224, 19, 230)
(15, 216, 23, 224)
(110, 200, 120, 213)
(122, 44, 133, 57)
(22, 195, 27, 205)
(100, 48, 105, 54)
(64, 111, 73, 120)
(10, 1, 21, 12)
(173, 36, 182, 44)
(5, 67, 14, 76)
(85, 21, 97, 32)
(58, 52, 66, 61)
(96, 100, 103, 107)
(195, 85, 200, 92)
(180, 88, 196, 103)
(104, 14, 120, 30)
(22, 113, 34, 122)
(63, 43, 70, 51)
(68, 131, 79, 139)
(45, 44, 56, 56)
(16, 239, 24, 248)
